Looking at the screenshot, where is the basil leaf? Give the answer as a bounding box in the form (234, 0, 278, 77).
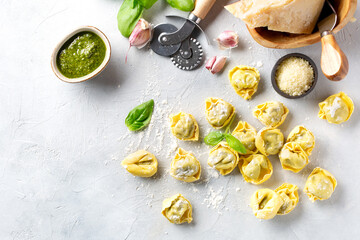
(125, 99, 154, 131)
(204, 131, 225, 146)
(166, 0, 194, 12)
(138, 0, 158, 9)
(117, 0, 144, 37)
(225, 134, 247, 154)
(225, 114, 235, 134)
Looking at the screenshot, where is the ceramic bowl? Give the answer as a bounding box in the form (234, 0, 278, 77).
(271, 53, 318, 99)
(51, 26, 111, 83)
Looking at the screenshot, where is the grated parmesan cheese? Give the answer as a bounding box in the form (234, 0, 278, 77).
(275, 57, 314, 96)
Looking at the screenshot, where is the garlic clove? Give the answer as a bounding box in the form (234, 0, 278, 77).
(129, 18, 153, 49)
(205, 56, 227, 74)
(205, 56, 217, 72)
(215, 31, 239, 50)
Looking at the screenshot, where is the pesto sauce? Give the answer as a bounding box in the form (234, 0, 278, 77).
(57, 31, 106, 78)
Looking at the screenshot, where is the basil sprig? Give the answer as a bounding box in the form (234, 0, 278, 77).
(117, 0, 144, 38)
(117, 0, 159, 38)
(125, 99, 154, 131)
(204, 131, 224, 146)
(204, 116, 247, 154)
(117, 0, 195, 38)
(166, 0, 194, 12)
(224, 133, 247, 154)
(138, 0, 158, 9)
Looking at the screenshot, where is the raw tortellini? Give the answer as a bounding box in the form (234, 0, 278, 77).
(162, 194, 193, 224)
(318, 92, 354, 124)
(304, 167, 337, 202)
(279, 142, 309, 173)
(169, 112, 199, 141)
(228, 65, 260, 100)
(170, 148, 201, 182)
(250, 189, 283, 220)
(275, 183, 299, 215)
(205, 97, 235, 129)
(255, 127, 284, 156)
(253, 101, 289, 128)
(208, 142, 239, 175)
(239, 154, 273, 184)
(232, 121, 258, 155)
(287, 125, 315, 156)
(121, 150, 158, 177)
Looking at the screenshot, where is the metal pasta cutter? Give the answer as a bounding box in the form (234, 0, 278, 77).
(150, 0, 217, 71)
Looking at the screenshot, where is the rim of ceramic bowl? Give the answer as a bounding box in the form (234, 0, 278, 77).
(51, 26, 111, 83)
(271, 53, 318, 99)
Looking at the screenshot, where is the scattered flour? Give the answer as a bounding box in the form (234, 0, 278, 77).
(191, 185, 199, 193)
(207, 169, 220, 180)
(203, 187, 226, 214)
(256, 61, 263, 68)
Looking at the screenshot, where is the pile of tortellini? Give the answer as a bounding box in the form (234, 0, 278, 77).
(122, 91, 353, 223)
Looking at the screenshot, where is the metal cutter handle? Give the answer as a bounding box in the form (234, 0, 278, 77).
(192, 0, 217, 20)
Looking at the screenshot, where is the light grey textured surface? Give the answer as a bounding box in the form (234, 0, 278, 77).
(1, 0, 359, 239)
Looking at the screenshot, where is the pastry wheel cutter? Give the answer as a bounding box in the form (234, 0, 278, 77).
(150, 0, 217, 71)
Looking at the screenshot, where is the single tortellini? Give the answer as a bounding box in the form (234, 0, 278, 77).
(208, 142, 239, 175)
(205, 97, 235, 129)
(318, 92, 354, 124)
(232, 121, 258, 155)
(170, 148, 201, 182)
(162, 194, 193, 224)
(250, 189, 283, 220)
(228, 65, 260, 100)
(253, 101, 289, 128)
(169, 112, 199, 141)
(275, 183, 299, 215)
(121, 150, 158, 177)
(255, 127, 284, 156)
(304, 167, 337, 202)
(287, 125, 315, 156)
(239, 154, 273, 184)
(279, 142, 309, 173)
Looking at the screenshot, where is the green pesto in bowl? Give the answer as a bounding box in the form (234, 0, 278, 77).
(56, 31, 106, 78)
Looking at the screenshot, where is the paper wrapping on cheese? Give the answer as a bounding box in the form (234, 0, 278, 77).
(225, 0, 325, 34)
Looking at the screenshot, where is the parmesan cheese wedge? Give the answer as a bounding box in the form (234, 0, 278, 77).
(225, 0, 325, 34)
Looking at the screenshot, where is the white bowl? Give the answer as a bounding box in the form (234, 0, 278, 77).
(51, 26, 111, 83)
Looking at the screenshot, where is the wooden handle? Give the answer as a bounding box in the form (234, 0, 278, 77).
(192, 0, 217, 20)
(320, 33, 349, 81)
